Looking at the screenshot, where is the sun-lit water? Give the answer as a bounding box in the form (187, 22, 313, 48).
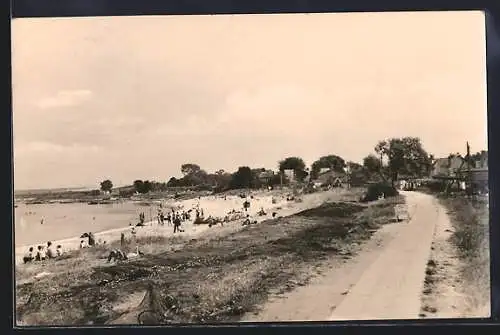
(14, 201, 162, 247)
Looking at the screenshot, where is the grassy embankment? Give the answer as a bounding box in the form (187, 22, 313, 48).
(438, 194, 490, 315)
(16, 193, 404, 325)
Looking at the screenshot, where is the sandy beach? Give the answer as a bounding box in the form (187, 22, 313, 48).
(14, 189, 330, 265)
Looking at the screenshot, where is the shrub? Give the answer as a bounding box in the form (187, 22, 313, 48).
(426, 180, 446, 193)
(361, 183, 398, 202)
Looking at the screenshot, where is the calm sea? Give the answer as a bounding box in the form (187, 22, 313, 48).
(14, 201, 162, 247)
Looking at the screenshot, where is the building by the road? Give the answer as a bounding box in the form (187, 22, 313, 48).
(283, 169, 296, 183)
(431, 155, 465, 178)
(257, 169, 275, 185)
(315, 169, 346, 187)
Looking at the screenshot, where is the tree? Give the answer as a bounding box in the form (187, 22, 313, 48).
(373, 137, 432, 186)
(278, 157, 307, 182)
(143, 180, 152, 193)
(181, 163, 201, 176)
(310, 155, 346, 180)
(167, 177, 179, 187)
(363, 154, 382, 174)
(100, 180, 113, 192)
(133, 180, 152, 194)
(214, 171, 232, 191)
(229, 166, 254, 189)
(133, 180, 144, 193)
(346, 161, 368, 186)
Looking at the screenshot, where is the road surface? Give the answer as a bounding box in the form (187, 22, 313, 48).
(243, 191, 444, 322)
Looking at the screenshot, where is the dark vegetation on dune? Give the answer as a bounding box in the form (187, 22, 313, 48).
(16, 200, 400, 326)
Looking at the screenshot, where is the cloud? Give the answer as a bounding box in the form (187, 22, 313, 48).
(36, 89, 93, 109)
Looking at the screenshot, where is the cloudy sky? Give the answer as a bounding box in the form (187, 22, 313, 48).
(12, 11, 487, 190)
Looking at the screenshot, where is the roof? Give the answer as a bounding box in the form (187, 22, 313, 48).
(315, 170, 346, 183)
(258, 170, 274, 178)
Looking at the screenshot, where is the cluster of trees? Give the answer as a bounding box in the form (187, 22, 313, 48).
(166, 164, 233, 190)
(362, 137, 432, 187)
(98, 136, 445, 195)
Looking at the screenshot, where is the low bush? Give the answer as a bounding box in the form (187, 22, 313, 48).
(361, 183, 398, 202)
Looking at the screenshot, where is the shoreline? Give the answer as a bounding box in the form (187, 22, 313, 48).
(14, 189, 350, 266)
(14, 190, 298, 265)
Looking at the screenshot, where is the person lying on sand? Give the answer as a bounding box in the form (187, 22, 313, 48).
(46, 241, 57, 259)
(35, 245, 46, 261)
(258, 207, 267, 216)
(242, 215, 251, 226)
(23, 247, 35, 264)
(107, 249, 128, 262)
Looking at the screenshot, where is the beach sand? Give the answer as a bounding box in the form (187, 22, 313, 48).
(14, 189, 327, 265)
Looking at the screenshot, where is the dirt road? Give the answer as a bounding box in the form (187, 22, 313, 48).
(244, 191, 445, 322)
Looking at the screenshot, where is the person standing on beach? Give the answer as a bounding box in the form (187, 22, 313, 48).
(56, 245, 63, 257)
(40, 218, 44, 225)
(173, 215, 181, 233)
(121, 232, 126, 247)
(88, 232, 96, 247)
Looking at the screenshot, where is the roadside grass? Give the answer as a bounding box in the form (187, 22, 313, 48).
(437, 194, 490, 316)
(16, 195, 403, 325)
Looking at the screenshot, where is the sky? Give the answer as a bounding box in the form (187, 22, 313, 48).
(11, 11, 487, 190)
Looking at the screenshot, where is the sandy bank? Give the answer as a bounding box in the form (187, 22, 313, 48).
(14, 189, 333, 265)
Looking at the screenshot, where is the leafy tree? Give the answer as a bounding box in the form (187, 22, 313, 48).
(346, 161, 368, 186)
(100, 180, 113, 192)
(181, 163, 201, 176)
(143, 180, 152, 193)
(310, 155, 346, 180)
(133, 180, 144, 193)
(363, 154, 382, 174)
(214, 171, 232, 190)
(374, 137, 432, 186)
(133, 179, 152, 194)
(167, 177, 180, 187)
(229, 166, 254, 189)
(278, 157, 307, 182)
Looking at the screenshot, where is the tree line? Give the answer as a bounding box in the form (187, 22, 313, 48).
(99, 137, 487, 194)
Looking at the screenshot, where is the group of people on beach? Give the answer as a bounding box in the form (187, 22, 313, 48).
(79, 232, 98, 249)
(23, 241, 63, 264)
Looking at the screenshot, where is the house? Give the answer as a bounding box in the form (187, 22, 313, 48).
(258, 170, 275, 184)
(475, 151, 488, 169)
(431, 156, 465, 178)
(283, 169, 296, 183)
(316, 170, 346, 187)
